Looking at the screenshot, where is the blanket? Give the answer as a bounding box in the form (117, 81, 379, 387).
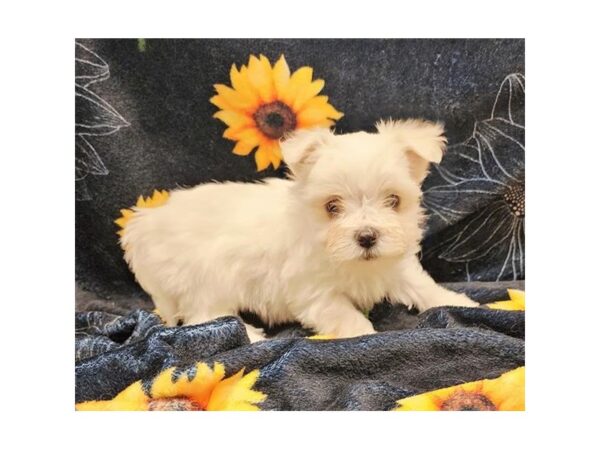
(75, 39, 525, 411)
(75, 284, 524, 411)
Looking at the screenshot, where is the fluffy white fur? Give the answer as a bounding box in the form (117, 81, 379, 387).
(121, 119, 478, 342)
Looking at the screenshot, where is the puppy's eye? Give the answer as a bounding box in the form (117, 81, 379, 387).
(385, 194, 401, 210)
(325, 198, 342, 217)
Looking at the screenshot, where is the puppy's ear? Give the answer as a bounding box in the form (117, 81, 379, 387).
(280, 127, 332, 178)
(376, 119, 447, 184)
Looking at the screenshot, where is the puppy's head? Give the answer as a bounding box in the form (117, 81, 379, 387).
(281, 119, 446, 263)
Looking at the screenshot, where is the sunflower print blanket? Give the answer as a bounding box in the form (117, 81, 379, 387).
(76, 288, 524, 411)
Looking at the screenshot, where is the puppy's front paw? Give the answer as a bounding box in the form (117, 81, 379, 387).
(245, 324, 267, 343)
(432, 292, 479, 309)
(335, 322, 377, 339)
(422, 290, 479, 310)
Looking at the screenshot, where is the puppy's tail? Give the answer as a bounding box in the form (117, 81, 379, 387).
(114, 189, 170, 249)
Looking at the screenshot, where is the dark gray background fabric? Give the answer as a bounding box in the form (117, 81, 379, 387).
(75, 39, 524, 299)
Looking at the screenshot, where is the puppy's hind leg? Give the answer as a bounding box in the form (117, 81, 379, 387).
(243, 324, 267, 343)
(147, 290, 182, 327)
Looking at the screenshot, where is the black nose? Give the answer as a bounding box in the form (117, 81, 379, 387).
(355, 228, 379, 249)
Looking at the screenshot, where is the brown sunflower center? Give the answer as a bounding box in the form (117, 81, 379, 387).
(253, 101, 297, 139)
(148, 397, 205, 411)
(503, 184, 525, 217)
(440, 390, 497, 411)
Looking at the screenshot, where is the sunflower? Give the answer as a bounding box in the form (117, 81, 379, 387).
(421, 74, 525, 282)
(394, 366, 524, 411)
(211, 54, 344, 171)
(76, 362, 266, 411)
(487, 289, 525, 311)
(114, 189, 170, 237)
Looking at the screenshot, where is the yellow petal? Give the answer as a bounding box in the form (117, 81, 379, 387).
(230, 64, 261, 106)
(230, 64, 246, 93)
(137, 190, 169, 208)
(114, 217, 128, 228)
(254, 145, 271, 171)
(213, 110, 254, 130)
(224, 127, 264, 145)
(488, 289, 525, 311)
(232, 139, 258, 156)
(246, 54, 275, 103)
(182, 363, 226, 406)
(297, 102, 344, 127)
(210, 94, 236, 112)
(260, 55, 277, 102)
(394, 391, 441, 411)
(296, 95, 344, 122)
(483, 367, 525, 410)
(257, 140, 281, 169)
(269, 141, 283, 169)
(239, 65, 263, 108)
(149, 363, 225, 410)
(207, 369, 266, 411)
(508, 289, 525, 307)
(280, 66, 313, 106)
(312, 119, 336, 128)
(149, 367, 179, 398)
(292, 79, 325, 111)
(272, 55, 291, 98)
(214, 84, 255, 112)
(152, 190, 168, 206)
(298, 94, 330, 110)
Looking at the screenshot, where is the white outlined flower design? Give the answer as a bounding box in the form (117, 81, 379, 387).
(75, 42, 130, 201)
(421, 74, 524, 281)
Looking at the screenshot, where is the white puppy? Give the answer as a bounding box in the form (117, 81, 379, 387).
(121, 119, 478, 342)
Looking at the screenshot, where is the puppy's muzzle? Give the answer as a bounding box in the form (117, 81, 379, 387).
(355, 227, 379, 249)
